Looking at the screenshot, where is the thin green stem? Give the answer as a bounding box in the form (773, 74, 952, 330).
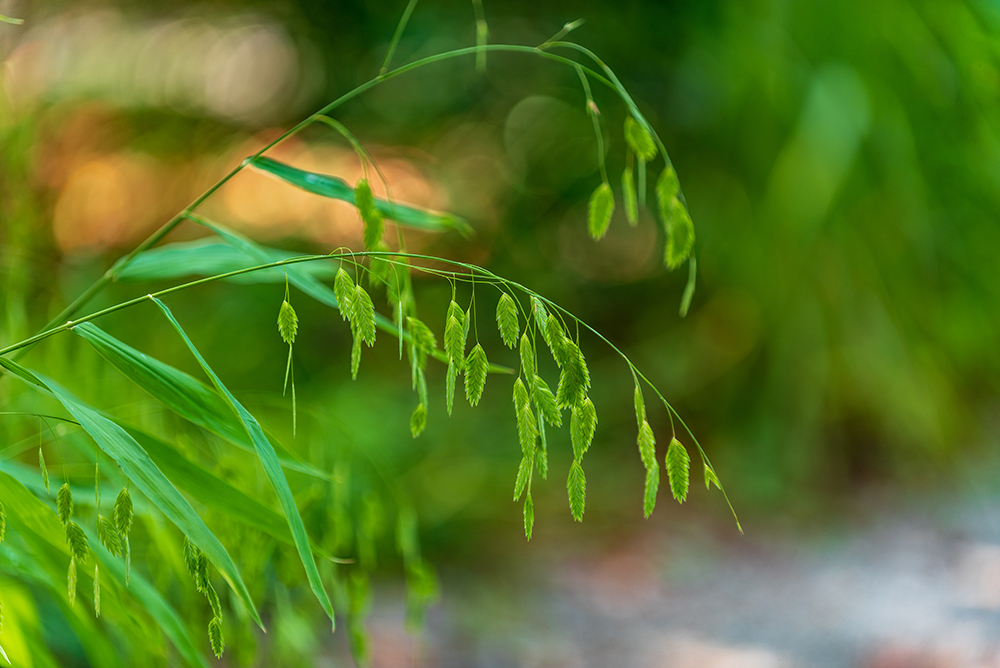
(576, 64, 607, 184)
(380, 0, 420, 75)
(20, 44, 615, 364)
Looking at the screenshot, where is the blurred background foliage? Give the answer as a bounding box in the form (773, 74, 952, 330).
(2, 0, 1000, 665)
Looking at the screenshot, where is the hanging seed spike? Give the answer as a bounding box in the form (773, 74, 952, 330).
(209, 616, 225, 659)
(523, 493, 534, 541)
(464, 344, 488, 407)
(664, 197, 695, 270)
(94, 564, 101, 617)
(68, 557, 77, 606)
(587, 182, 615, 240)
(570, 397, 597, 461)
(277, 300, 298, 345)
(114, 487, 133, 537)
(496, 293, 519, 349)
(65, 521, 88, 563)
(57, 483, 73, 526)
(567, 460, 586, 522)
(334, 268, 355, 321)
(410, 403, 427, 438)
(98, 515, 122, 557)
(624, 116, 657, 162)
(666, 437, 691, 503)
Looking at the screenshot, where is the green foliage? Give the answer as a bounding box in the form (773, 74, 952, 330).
(624, 117, 657, 162)
(154, 298, 331, 628)
(248, 156, 472, 236)
(496, 293, 519, 348)
(587, 182, 615, 240)
(0, 501, 4, 545)
(666, 437, 691, 503)
(0, 6, 731, 662)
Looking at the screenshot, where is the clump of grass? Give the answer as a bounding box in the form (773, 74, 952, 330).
(0, 2, 737, 664)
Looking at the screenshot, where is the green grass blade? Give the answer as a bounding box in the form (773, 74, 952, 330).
(190, 217, 512, 375)
(116, 239, 336, 284)
(13, 369, 264, 631)
(0, 470, 212, 668)
(72, 322, 331, 482)
(247, 156, 473, 237)
(152, 297, 336, 629)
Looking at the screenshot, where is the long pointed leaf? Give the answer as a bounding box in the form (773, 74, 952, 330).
(73, 322, 332, 482)
(248, 156, 473, 237)
(116, 239, 337, 284)
(152, 297, 336, 629)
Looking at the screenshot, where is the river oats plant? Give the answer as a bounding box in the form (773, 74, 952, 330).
(0, 4, 738, 665)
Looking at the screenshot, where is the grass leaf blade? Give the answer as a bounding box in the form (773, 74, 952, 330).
(152, 297, 336, 628)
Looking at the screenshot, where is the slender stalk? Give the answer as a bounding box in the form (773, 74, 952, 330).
(380, 0, 420, 75)
(24, 44, 616, 359)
